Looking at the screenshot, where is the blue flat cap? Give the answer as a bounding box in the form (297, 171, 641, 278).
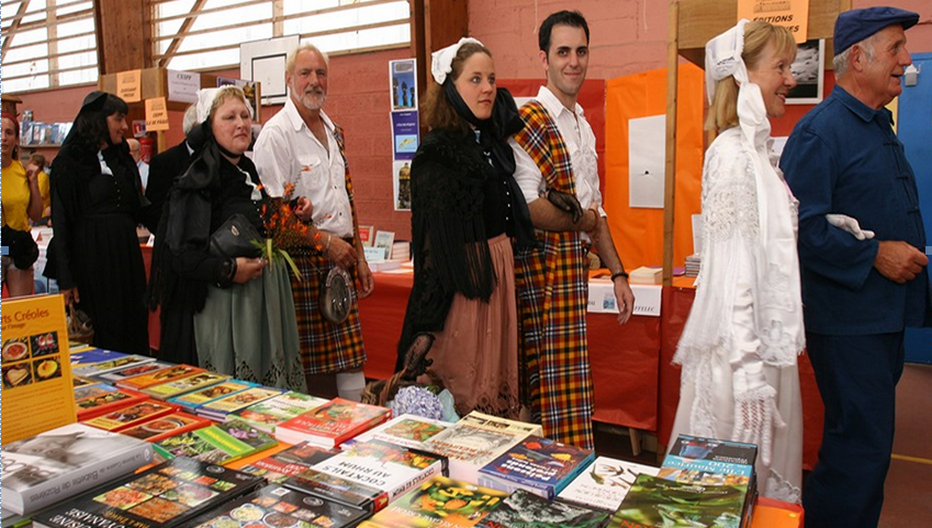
(834, 6, 919, 56)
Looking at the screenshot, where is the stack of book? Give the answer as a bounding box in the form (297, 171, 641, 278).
(31, 457, 265, 528)
(166, 379, 262, 413)
(607, 434, 757, 528)
(477, 435, 594, 499)
(555, 456, 660, 513)
(685, 253, 701, 278)
(1, 423, 154, 516)
(420, 411, 542, 483)
(153, 419, 278, 465)
(225, 391, 330, 434)
(236, 441, 340, 483)
(275, 397, 391, 448)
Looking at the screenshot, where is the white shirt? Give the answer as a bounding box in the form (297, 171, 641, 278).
(509, 86, 604, 215)
(253, 97, 354, 238)
(136, 159, 149, 191)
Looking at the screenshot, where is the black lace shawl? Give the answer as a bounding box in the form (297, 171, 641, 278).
(395, 128, 503, 368)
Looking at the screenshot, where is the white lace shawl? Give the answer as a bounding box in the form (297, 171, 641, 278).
(674, 117, 805, 372)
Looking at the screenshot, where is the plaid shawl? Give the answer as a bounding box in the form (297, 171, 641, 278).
(289, 124, 366, 374)
(512, 101, 595, 449)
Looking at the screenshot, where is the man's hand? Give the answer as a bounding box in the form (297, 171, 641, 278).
(356, 259, 375, 298)
(326, 236, 358, 270)
(874, 240, 928, 284)
(613, 276, 635, 324)
(294, 197, 313, 222)
(585, 208, 601, 243)
(63, 287, 80, 305)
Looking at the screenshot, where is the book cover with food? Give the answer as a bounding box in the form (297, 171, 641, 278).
(227, 391, 330, 433)
(607, 474, 749, 528)
(31, 457, 265, 528)
(196, 386, 286, 421)
(347, 413, 450, 450)
(283, 468, 389, 514)
(142, 372, 231, 400)
(358, 475, 508, 528)
(186, 484, 369, 528)
(1, 422, 154, 516)
(237, 441, 339, 483)
(153, 419, 277, 465)
(75, 385, 152, 421)
(275, 397, 391, 447)
(1, 294, 76, 445)
(71, 354, 157, 378)
(119, 412, 213, 443)
(166, 379, 260, 413)
(82, 400, 177, 432)
(117, 364, 207, 391)
(95, 360, 175, 383)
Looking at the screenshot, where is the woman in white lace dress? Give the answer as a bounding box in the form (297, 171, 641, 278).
(669, 20, 804, 502)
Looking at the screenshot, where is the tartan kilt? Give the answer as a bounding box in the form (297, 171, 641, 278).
(288, 250, 366, 375)
(515, 231, 594, 450)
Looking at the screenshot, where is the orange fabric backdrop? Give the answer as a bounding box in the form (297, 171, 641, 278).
(603, 63, 705, 271)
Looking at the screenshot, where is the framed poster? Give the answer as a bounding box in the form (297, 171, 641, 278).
(787, 39, 824, 105)
(240, 35, 300, 106)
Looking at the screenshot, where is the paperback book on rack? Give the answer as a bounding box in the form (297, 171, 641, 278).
(275, 397, 391, 447)
(477, 435, 594, 499)
(186, 484, 369, 528)
(31, 457, 265, 528)
(607, 473, 749, 528)
(358, 475, 508, 528)
(420, 411, 543, 483)
(1, 422, 154, 516)
(311, 439, 448, 504)
(227, 391, 330, 434)
(478, 489, 610, 528)
(555, 455, 660, 512)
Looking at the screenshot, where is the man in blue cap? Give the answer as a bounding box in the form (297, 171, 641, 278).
(780, 6, 930, 528)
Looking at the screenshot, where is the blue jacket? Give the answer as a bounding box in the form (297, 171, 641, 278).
(780, 86, 931, 335)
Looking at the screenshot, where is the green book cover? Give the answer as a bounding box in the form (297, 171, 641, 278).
(608, 474, 747, 528)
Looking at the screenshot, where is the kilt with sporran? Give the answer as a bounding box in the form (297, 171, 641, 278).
(288, 246, 366, 375)
(513, 101, 596, 450)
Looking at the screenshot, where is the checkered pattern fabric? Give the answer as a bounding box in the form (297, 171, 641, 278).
(288, 124, 367, 375)
(512, 101, 595, 450)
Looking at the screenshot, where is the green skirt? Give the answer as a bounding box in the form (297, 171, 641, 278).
(194, 261, 307, 393)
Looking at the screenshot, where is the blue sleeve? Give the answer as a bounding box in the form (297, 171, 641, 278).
(780, 127, 878, 290)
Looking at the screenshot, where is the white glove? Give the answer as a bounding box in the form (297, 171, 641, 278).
(826, 213, 875, 240)
(732, 363, 785, 467)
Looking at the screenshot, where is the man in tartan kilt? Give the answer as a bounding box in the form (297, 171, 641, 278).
(254, 43, 374, 401)
(509, 11, 635, 450)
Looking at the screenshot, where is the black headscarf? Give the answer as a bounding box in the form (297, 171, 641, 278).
(442, 82, 537, 249)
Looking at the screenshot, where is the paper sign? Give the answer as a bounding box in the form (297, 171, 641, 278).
(738, 0, 810, 43)
(629, 115, 666, 209)
(1, 294, 77, 444)
(167, 70, 201, 103)
(117, 69, 142, 102)
(145, 98, 170, 131)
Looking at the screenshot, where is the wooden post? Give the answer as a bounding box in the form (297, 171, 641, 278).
(662, 0, 680, 287)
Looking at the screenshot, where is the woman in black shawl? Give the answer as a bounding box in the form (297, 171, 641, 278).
(50, 92, 153, 354)
(148, 86, 305, 391)
(396, 38, 534, 419)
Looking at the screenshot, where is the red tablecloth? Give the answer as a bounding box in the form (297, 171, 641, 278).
(358, 271, 661, 431)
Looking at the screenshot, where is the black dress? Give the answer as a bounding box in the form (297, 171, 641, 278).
(50, 142, 150, 355)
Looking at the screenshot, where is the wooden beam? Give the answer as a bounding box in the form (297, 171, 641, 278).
(663, 0, 680, 287)
(1, 0, 31, 62)
(94, 0, 148, 74)
(156, 0, 208, 68)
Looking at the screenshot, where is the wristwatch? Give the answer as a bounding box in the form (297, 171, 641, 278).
(610, 270, 629, 281)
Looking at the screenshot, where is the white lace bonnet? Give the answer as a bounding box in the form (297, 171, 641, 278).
(430, 37, 484, 84)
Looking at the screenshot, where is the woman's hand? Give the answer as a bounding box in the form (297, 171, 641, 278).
(233, 257, 267, 284)
(62, 287, 80, 305)
(24, 163, 44, 221)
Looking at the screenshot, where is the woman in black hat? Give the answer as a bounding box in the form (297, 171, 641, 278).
(50, 91, 153, 354)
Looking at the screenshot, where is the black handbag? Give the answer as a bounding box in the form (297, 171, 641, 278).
(208, 213, 263, 259)
(2, 225, 39, 270)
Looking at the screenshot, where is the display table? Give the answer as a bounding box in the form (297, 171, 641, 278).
(359, 272, 824, 469)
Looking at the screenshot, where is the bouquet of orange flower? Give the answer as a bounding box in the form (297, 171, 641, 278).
(255, 182, 306, 280)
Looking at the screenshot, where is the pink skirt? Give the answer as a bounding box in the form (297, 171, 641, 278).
(426, 233, 521, 419)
